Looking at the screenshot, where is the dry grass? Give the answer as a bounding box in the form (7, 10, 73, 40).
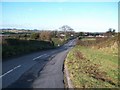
(74, 51, 116, 86)
(65, 35, 118, 88)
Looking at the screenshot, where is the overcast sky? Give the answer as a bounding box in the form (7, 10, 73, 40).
(1, 1, 118, 32)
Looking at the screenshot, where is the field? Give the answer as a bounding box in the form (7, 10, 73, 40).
(65, 36, 119, 88)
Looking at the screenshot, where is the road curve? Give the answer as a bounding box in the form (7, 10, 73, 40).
(32, 49, 69, 88)
(2, 39, 76, 89)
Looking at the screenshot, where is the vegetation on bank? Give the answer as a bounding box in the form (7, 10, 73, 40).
(2, 39, 54, 59)
(65, 35, 119, 88)
(2, 28, 75, 60)
(2, 37, 67, 60)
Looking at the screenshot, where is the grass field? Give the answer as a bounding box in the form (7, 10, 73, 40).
(65, 36, 118, 88)
(81, 38, 96, 41)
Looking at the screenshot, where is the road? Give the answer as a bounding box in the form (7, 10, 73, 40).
(2, 39, 76, 89)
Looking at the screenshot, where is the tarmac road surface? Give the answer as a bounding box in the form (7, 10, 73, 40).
(2, 39, 76, 89)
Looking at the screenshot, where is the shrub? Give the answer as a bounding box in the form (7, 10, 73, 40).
(2, 39, 54, 59)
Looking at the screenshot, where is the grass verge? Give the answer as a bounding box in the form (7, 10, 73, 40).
(65, 45, 118, 88)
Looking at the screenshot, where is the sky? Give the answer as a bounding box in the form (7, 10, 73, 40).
(1, 2, 118, 32)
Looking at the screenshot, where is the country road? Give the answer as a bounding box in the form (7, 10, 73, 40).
(2, 39, 76, 89)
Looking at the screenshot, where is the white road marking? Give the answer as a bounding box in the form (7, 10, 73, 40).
(0, 65, 21, 78)
(33, 54, 47, 60)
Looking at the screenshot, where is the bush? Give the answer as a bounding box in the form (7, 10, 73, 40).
(2, 39, 54, 59)
(30, 33, 39, 40)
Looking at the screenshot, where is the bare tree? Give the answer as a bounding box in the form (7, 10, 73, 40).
(58, 25, 74, 40)
(59, 25, 73, 32)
